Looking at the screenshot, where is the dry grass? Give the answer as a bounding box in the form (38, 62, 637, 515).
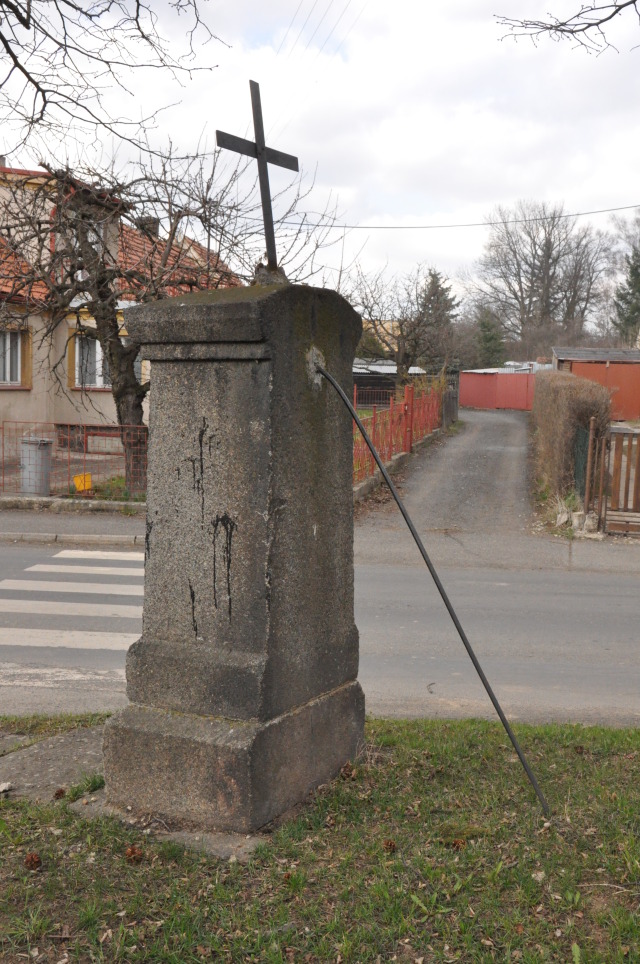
(533, 372, 610, 495)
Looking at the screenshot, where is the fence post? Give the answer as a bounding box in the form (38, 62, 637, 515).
(371, 405, 377, 475)
(353, 384, 357, 411)
(389, 397, 395, 457)
(584, 416, 596, 516)
(403, 385, 413, 453)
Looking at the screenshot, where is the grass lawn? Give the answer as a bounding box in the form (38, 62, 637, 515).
(2, 717, 640, 962)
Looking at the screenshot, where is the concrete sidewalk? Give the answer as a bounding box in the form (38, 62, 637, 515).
(0, 497, 146, 544)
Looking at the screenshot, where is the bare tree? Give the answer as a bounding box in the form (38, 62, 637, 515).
(0, 152, 343, 489)
(349, 263, 459, 379)
(470, 201, 613, 352)
(0, 0, 218, 153)
(497, 2, 640, 52)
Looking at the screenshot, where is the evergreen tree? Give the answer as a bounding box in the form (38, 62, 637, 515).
(614, 246, 640, 346)
(477, 309, 506, 367)
(416, 269, 459, 367)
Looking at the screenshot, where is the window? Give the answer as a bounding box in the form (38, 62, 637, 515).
(76, 335, 111, 388)
(72, 331, 141, 390)
(0, 331, 20, 384)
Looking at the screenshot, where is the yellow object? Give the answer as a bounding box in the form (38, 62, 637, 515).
(73, 472, 92, 493)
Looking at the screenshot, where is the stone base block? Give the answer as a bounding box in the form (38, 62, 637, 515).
(103, 681, 364, 833)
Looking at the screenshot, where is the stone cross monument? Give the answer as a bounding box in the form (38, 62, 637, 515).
(103, 284, 365, 832)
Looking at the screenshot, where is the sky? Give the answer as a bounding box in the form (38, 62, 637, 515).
(12, 0, 640, 286)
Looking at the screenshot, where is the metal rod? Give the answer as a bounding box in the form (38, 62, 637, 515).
(250, 80, 278, 270)
(318, 365, 550, 816)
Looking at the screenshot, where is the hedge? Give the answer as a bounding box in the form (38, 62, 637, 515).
(532, 371, 610, 495)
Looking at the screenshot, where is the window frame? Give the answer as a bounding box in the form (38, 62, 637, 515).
(0, 328, 32, 390)
(74, 332, 112, 390)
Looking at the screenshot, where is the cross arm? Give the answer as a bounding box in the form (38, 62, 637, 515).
(215, 130, 299, 173)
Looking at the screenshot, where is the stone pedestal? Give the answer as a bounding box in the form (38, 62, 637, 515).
(103, 285, 364, 832)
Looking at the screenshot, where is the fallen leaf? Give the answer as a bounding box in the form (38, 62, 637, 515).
(125, 844, 143, 864)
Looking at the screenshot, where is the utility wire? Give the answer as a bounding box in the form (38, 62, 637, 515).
(276, 0, 308, 55)
(288, 0, 322, 58)
(332, 0, 368, 57)
(272, 202, 640, 231)
(304, 0, 338, 52)
(316, 0, 355, 56)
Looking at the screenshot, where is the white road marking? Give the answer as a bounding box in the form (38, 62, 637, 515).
(0, 628, 137, 650)
(27, 564, 144, 577)
(55, 549, 144, 561)
(0, 663, 125, 686)
(0, 599, 142, 617)
(0, 580, 143, 596)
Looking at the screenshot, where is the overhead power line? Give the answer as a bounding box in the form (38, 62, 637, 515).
(270, 202, 640, 231)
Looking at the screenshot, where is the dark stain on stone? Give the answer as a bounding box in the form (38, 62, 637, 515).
(198, 417, 207, 481)
(145, 520, 153, 560)
(210, 513, 237, 619)
(188, 579, 198, 637)
(186, 456, 199, 491)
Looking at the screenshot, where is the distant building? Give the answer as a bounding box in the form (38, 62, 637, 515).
(552, 347, 640, 421)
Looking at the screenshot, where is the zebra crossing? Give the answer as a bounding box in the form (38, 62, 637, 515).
(0, 548, 143, 649)
(0, 549, 143, 711)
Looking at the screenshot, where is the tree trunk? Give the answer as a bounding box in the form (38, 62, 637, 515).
(94, 303, 148, 497)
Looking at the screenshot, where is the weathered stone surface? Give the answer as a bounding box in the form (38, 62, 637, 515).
(104, 284, 364, 831)
(103, 682, 364, 832)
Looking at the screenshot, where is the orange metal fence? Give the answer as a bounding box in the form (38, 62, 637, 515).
(1, 421, 147, 498)
(2, 387, 444, 499)
(353, 384, 443, 484)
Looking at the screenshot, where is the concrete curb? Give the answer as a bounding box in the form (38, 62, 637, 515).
(0, 495, 146, 514)
(0, 531, 142, 546)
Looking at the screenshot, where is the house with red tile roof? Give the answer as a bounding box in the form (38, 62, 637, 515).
(0, 163, 240, 427)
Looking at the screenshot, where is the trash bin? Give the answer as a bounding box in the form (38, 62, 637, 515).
(20, 437, 53, 496)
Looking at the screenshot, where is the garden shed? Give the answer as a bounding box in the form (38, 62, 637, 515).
(552, 347, 640, 421)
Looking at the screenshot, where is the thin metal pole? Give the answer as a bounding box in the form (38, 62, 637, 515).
(318, 364, 550, 817)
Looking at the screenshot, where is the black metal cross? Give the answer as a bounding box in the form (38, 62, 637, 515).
(216, 80, 299, 271)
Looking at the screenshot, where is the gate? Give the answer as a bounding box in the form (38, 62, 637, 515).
(597, 426, 640, 535)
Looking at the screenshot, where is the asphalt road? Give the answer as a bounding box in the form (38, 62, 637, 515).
(1, 408, 639, 723)
(354, 409, 640, 724)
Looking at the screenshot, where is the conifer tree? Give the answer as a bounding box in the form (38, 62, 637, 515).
(614, 246, 640, 346)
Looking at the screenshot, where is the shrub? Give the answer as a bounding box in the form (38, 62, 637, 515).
(533, 371, 610, 495)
